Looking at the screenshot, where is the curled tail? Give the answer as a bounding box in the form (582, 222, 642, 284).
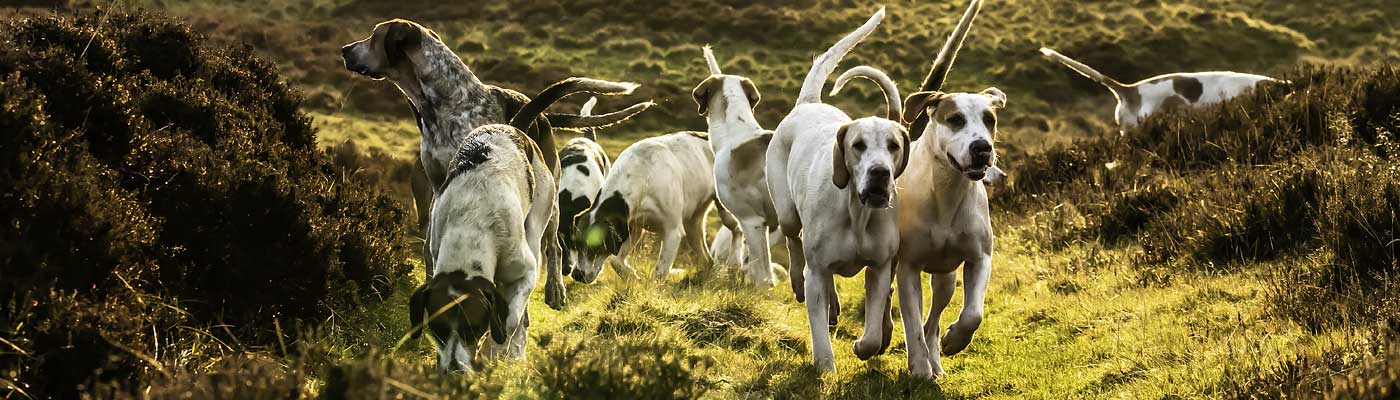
(796, 7, 885, 106)
(580, 96, 599, 141)
(1039, 47, 1126, 93)
(511, 78, 645, 147)
(544, 102, 653, 131)
(830, 66, 902, 121)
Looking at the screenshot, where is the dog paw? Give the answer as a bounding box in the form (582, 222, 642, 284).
(940, 327, 975, 356)
(908, 360, 935, 380)
(852, 336, 884, 360)
(544, 280, 566, 310)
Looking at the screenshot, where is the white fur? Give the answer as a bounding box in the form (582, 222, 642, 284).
(427, 127, 554, 372)
(1040, 47, 1280, 133)
(575, 132, 738, 281)
(696, 45, 785, 286)
(764, 8, 906, 373)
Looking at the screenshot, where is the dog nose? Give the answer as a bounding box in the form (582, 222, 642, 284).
(969, 140, 993, 165)
(970, 140, 992, 155)
(340, 45, 353, 59)
(868, 166, 891, 182)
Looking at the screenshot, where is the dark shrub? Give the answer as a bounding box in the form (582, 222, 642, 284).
(0, 10, 409, 397)
(536, 333, 715, 400)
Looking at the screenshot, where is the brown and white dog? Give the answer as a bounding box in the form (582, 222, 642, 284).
(1040, 47, 1284, 134)
(893, 0, 1006, 380)
(341, 19, 652, 310)
(408, 78, 639, 373)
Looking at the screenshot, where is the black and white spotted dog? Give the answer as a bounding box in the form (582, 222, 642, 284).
(556, 97, 612, 279)
(408, 78, 639, 373)
(341, 19, 652, 309)
(572, 132, 740, 283)
(1040, 47, 1285, 134)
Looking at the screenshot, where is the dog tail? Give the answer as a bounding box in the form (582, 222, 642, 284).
(1039, 47, 1127, 92)
(796, 7, 885, 106)
(831, 66, 902, 121)
(544, 101, 653, 130)
(704, 45, 722, 75)
(906, 0, 981, 135)
(512, 77, 646, 151)
(917, 0, 982, 93)
(579, 96, 599, 141)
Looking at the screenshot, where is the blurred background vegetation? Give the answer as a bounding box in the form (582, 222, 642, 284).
(1, 0, 1399, 398)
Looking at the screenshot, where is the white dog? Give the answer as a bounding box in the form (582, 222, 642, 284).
(408, 78, 637, 373)
(765, 8, 911, 372)
(556, 97, 613, 280)
(892, 0, 999, 379)
(573, 132, 740, 282)
(691, 45, 787, 286)
(1040, 47, 1284, 133)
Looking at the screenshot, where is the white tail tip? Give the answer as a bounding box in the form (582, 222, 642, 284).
(1039, 47, 1056, 57)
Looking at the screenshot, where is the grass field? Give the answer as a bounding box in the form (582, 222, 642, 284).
(5, 0, 1400, 398)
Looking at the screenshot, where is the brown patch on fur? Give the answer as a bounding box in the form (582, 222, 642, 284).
(1159, 95, 1189, 113)
(1171, 76, 1204, 103)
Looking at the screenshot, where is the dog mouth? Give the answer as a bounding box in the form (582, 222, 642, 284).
(858, 190, 892, 208)
(946, 152, 988, 181)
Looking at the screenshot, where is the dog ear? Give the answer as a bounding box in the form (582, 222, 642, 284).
(981, 87, 1007, 109)
(740, 77, 762, 109)
(903, 91, 945, 142)
(831, 124, 851, 189)
(691, 76, 722, 116)
(408, 283, 430, 339)
(486, 284, 509, 345)
(382, 20, 423, 68)
(894, 126, 912, 179)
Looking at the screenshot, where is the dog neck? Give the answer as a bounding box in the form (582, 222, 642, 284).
(705, 100, 763, 150)
(845, 188, 879, 248)
(914, 134, 979, 219)
(402, 40, 490, 149)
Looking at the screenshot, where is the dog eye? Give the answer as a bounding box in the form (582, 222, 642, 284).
(886, 141, 899, 152)
(982, 111, 996, 128)
(947, 114, 966, 129)
(852, 140, 866, 151)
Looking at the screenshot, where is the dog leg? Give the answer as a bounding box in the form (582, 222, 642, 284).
(682, 210, 713, 267)
(853, 263, 894, 360)
(543, 208, 567, 310)
(896, 262, 934, 378)
(926, 271, 957, 376)
(942, 256, 989, 356)
(610, 222, 641, 279)
(740, 217, 774, 287)
(804, 267, 837, 372)
(413, 167, 434, 277)
(785, 234, 806, 302)
(653, 228, 684, 279)
(713, 201, 744, 271)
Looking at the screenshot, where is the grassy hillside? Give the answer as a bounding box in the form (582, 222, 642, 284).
(3, 1, 1399, 399)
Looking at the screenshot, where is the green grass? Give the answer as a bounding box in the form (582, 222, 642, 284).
(8, 1, 1400, 398)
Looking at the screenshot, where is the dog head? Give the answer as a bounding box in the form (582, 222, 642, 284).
(903, 88, 1006, 181)
(572, 191, 630, 283)
(341, 19, 440, 81)
(692, 75, 761, 119)
(832, 117, 910, 208)
(408, 271, 508, 373)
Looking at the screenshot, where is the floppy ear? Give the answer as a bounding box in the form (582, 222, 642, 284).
(691, 76, 722, 115)
(903, 91, 945, 142)
(486, 285, 509, 345)
(894, 126, 912, 179)
(981, 87, 1007, 109)
(408, 283, 430, 339)
(831, 124, 851, 189)
(740, 77, 762, 109)
(383, 20, 423, 68)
